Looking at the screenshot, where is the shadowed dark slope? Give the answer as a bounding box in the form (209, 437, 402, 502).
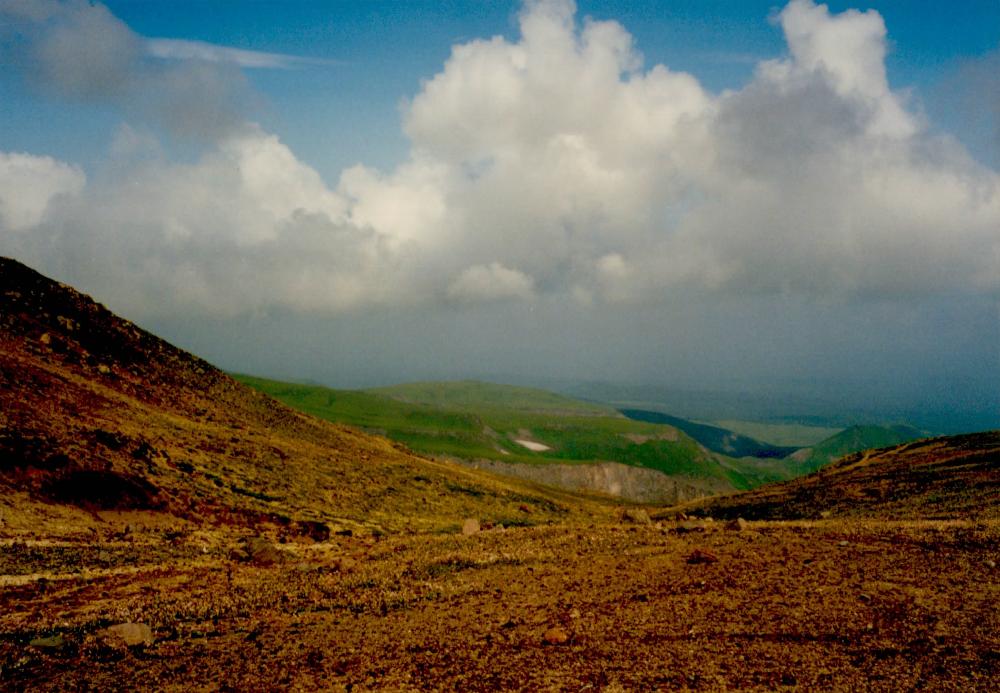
(620, 409, 797, 459)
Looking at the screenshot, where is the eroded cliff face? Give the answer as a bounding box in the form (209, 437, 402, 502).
(459, 459, 730, 504)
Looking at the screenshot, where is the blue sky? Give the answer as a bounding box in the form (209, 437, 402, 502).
(4, 1, 998, 176)
(0, 0, 998, 430)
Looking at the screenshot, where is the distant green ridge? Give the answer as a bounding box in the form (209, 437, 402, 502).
(369, 380, 615, 416)
(233, 375, 784, 491)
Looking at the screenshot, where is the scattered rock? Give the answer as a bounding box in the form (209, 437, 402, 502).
(296, 520, 331, 543)
(986, 559, 996, 569)
(243, 536, 283, 566)
(461, 518, 481, 536)
(332, 557, 358, 573)
(620, 508, 652, 525)
(676, 520, 707, 534)
(99, 623, 154, 647)
(725, 518, 748, 531)
(542, 626, 570, 645)
(819, 510, 832, 519)
(686, 549, 719, 565)
(39, 332, 51, 345)
(838, 540, 849, 547)
(29, 634, 65, 650)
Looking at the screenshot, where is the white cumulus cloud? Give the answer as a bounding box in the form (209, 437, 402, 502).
(0, 152, 84, 232)
(448, 263, 536, 303)
(1, 0, 998, 320)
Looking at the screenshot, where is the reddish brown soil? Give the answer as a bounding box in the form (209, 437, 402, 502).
(2, 518, 998, 691)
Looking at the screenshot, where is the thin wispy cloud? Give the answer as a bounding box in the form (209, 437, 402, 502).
(145, 38, 337, 70)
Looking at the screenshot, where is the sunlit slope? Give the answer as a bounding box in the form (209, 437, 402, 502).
(0, 256, 600, 535)
(234, 376, 789, 491)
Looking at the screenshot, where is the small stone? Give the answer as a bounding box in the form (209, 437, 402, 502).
(838, 540, 849, 547)
(569, 608, 581, 620)
(461, 518, 481, 536)
(986, 560, 996, 569)
(97, 364, 110, 375)
(686, 548, 719, 565)
(542, 626, 570, 645)
(676, 521, 707, 534)
(29, 634, 65, 649)
(725, 518, 748, 531)
(620, 508, 652, 525)
(243, 536, 283, 566)
(333, 557, 358, 573)
(39, 332, 51, 345)
(819, 510, 832, 519)
(100, 623, 154, 647)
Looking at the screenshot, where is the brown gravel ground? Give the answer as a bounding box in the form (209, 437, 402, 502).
(2, 517, 997, 691)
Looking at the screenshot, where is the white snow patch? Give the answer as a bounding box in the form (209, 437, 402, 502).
(514, 439, 551, 452)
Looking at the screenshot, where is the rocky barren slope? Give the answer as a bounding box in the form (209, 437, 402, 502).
(1, 257, 999, 691)
(0, 257, 594, 536)
(681, 431, 1000, 521)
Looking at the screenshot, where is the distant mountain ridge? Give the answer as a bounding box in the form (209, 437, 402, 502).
(370, 380, 616, 416)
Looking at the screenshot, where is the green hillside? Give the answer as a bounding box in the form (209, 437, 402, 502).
(369, 380, 615, 415)
(790, 424, 926, 472)
(234, 376, 781, 490)
(710, 419, 842, 448)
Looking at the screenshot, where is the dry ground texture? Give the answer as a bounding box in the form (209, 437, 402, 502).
(1, 516, 998, 691)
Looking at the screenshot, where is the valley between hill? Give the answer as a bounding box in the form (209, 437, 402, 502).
(2, 256, 999, 691)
